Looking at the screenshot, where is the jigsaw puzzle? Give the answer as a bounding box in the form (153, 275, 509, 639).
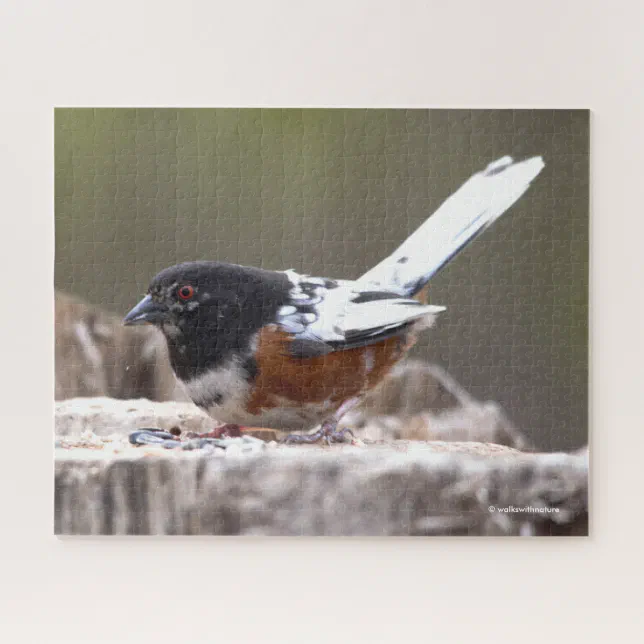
(54, 108, 589, 536)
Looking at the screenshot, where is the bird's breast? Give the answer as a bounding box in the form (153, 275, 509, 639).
(180, 361, 335, 431)
(179, 324, 417, 432)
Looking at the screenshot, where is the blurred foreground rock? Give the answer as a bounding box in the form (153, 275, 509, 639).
(55, 291, 185, 402)
(55, 398, 587, 536)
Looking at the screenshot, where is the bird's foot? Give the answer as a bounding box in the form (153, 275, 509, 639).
(283, 421, 355, 445)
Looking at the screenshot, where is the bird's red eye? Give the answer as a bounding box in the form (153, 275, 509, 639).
(178, 285, 194, 300)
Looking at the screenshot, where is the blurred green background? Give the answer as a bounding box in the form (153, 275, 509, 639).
(55, 108, 588, 451)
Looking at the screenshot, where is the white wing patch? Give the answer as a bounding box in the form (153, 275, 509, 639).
(277, 271, 444, 356)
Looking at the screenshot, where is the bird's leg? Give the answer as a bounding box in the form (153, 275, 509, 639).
(283, 398, 360, 445)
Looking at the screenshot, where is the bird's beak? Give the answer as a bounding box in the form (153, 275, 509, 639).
(123, 294, 166, 326)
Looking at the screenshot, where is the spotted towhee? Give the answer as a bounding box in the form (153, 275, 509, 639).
(124, 156, 544, 443)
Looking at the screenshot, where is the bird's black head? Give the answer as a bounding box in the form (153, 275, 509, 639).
(124, 261, 290, 380)
(124, 262, 230, 336)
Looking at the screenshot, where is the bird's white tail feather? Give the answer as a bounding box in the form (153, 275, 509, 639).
(357, 155, 545, 295)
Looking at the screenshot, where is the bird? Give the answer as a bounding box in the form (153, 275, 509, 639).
(124, 155, 545, 443)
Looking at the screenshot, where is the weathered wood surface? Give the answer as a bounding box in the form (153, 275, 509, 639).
(55, 437, 587, 536)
